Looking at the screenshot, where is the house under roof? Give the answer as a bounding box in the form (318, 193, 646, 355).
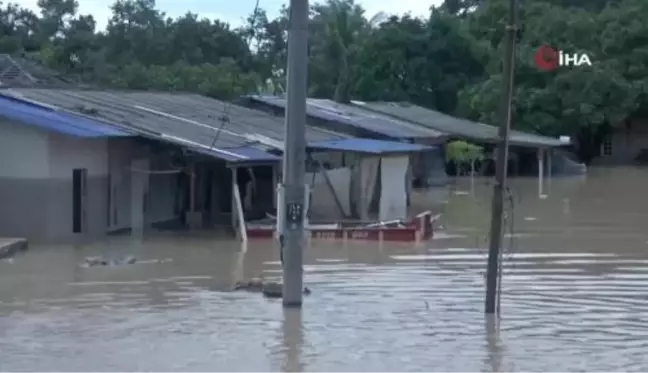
(243, 95, 446, 142)
(0, 88, 435, 163)
(0, 88, 356, 162)
(354, 101, 568, 148)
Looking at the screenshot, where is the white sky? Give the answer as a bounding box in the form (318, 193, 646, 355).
(17, 0, 443, 30)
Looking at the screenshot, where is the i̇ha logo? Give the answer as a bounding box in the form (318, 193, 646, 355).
(533, 45, 592, 71)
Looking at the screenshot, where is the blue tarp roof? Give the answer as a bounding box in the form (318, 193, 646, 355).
(308, 138, 434, 154)
(0, 94, 131, 137)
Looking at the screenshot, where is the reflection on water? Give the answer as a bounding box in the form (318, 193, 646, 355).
(2, 167, 648, 371)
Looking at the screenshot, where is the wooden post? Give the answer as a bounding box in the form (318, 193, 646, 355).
(189, 164, 196, 213)
(538, 148, 544, 198)
(233, 181, 248, 242)
(547, 148, 553, 188)
(485, 0, 518, 315)
(272, 164, 278, 208)
(231, 167, 238, 236)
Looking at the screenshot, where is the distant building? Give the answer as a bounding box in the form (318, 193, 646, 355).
(594, 118, 648, 165)
(0, 88, 299, 242)
(0, 88, 432, 242)
(239, 95, 449, 187)
(240, 95, 585, 179)
(348, 101, 584, 176)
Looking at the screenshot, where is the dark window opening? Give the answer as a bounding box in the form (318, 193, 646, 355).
(72, 168, 87, 233)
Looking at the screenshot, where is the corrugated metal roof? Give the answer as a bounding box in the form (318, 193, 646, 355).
(357, 101, 567, 147)
(0, 54, 78, 88)
(0, 94, 130, 137)
(309, 138, 434, 154)
(247, 95, 445, 140)
(219, 146, 281, 163)
(0, 88, 349, 161)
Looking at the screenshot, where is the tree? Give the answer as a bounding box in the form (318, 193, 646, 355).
(0, 0, 645, 160)
(445, 140, 485, 175)
(457, 0, 647, 163)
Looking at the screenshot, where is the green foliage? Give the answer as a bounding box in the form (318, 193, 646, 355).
(456, 0, 648, 162)
(0, 0, 646, 161)
(446, 140, 484, 175)
(446, 140, 484, 164)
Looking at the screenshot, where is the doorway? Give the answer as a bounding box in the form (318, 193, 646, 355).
(72, 168, 88, 234)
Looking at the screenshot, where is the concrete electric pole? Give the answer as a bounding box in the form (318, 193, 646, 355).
(485, 0, 518, 315)
(281, 0, 309, 307)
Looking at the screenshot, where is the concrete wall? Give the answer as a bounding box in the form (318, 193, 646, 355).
(144, 152, 179, 226)
(0, 119, 180, 242)
(0, 119, 51, 239)
(46, 131, 110, 240)
(306, 167, 351, 220)
(596, 118, 648, 165)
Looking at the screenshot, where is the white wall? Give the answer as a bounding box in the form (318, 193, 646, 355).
(0, 118, 180, 241)
(108, 138, 135, 231)
(145, 166, 179, 225)
(0, 119, 49, 178)
(48, 132, 109, 178)
(0, 119, 51, 238)
(107, 138, 180, 232)
(306, 167, 351, 219)
(46, 131, 110, 239)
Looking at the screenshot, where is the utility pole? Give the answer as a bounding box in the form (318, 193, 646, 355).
(485, 0, 518, 314)
(281, 0, 309, 307)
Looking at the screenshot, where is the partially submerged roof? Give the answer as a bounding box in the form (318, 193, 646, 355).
(309, 138, 434, 155)
(0, 88, 351, 163)
(356, 101, 567, 148)
(245, 95, 445, 140)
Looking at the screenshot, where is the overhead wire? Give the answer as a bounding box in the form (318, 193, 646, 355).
(207, 0, 262, 151)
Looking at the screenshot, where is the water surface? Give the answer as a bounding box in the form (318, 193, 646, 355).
(2, 167, 648, 371)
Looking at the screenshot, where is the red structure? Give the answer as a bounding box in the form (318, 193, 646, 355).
(247, 211, 437, 243)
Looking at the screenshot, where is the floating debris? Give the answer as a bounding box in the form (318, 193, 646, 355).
(233, 278, 311, 298)
(83, 256, 137, 267)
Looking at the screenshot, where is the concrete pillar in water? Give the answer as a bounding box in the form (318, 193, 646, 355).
(485, 0, 518, 315)
(130, 158, 148, 237)
(282, 0, 309, 307)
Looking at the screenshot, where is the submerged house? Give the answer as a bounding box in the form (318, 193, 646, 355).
(595, 116, 648, 165)
(353, 101, 585, 176)
(240, 95, 449, 188)
(0, 87, 434, 242)
(0, 55, 436, 242)
(0, 88, 287, 242)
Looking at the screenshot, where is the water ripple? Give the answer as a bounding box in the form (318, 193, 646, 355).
(3, 235, 648, 369)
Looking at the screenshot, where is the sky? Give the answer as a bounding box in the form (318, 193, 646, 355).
(18, 0, 443, 30)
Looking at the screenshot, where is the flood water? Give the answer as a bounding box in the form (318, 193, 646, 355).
(2, 167, 648, 371)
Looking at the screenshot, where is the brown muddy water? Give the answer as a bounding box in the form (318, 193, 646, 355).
(2, 167, 648, 371)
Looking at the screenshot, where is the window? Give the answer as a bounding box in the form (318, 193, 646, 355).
(602, 138, 613, 156)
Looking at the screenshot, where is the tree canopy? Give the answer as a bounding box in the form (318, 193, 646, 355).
(0, 0, 646, 162)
